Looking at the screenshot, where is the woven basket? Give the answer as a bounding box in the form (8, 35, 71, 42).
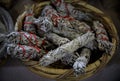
(15, 1, 119, 81)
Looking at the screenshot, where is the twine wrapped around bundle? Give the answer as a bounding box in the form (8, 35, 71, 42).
(15, 0, 118, 81)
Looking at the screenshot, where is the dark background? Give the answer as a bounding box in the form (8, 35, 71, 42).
(0, 0, 120, 81)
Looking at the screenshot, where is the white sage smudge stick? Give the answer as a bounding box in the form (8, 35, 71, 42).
(61, 52, 80, 66)
(70, 21, 91, 34)
(41, 5, 60, 26)
(39, 31, 95, 66)
(7, 44, 41, 60)
(93, 21, 113, 53)
(41, 5, 74, 27)
(50, 0, 93, 21)
(52, 21, 81, 40)
(46, 32, 81, 67)
(6, 31, 45, 47)
(46, 33, 70, 46)
(73, 48, 91, 76)
(34, 17, 53, 35)
(45, 32, 91, 74)
(23, 8, 36, 34)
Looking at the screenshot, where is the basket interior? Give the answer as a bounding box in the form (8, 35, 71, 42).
(13, 1, 117, 73)
(21, 2, 113, 69)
